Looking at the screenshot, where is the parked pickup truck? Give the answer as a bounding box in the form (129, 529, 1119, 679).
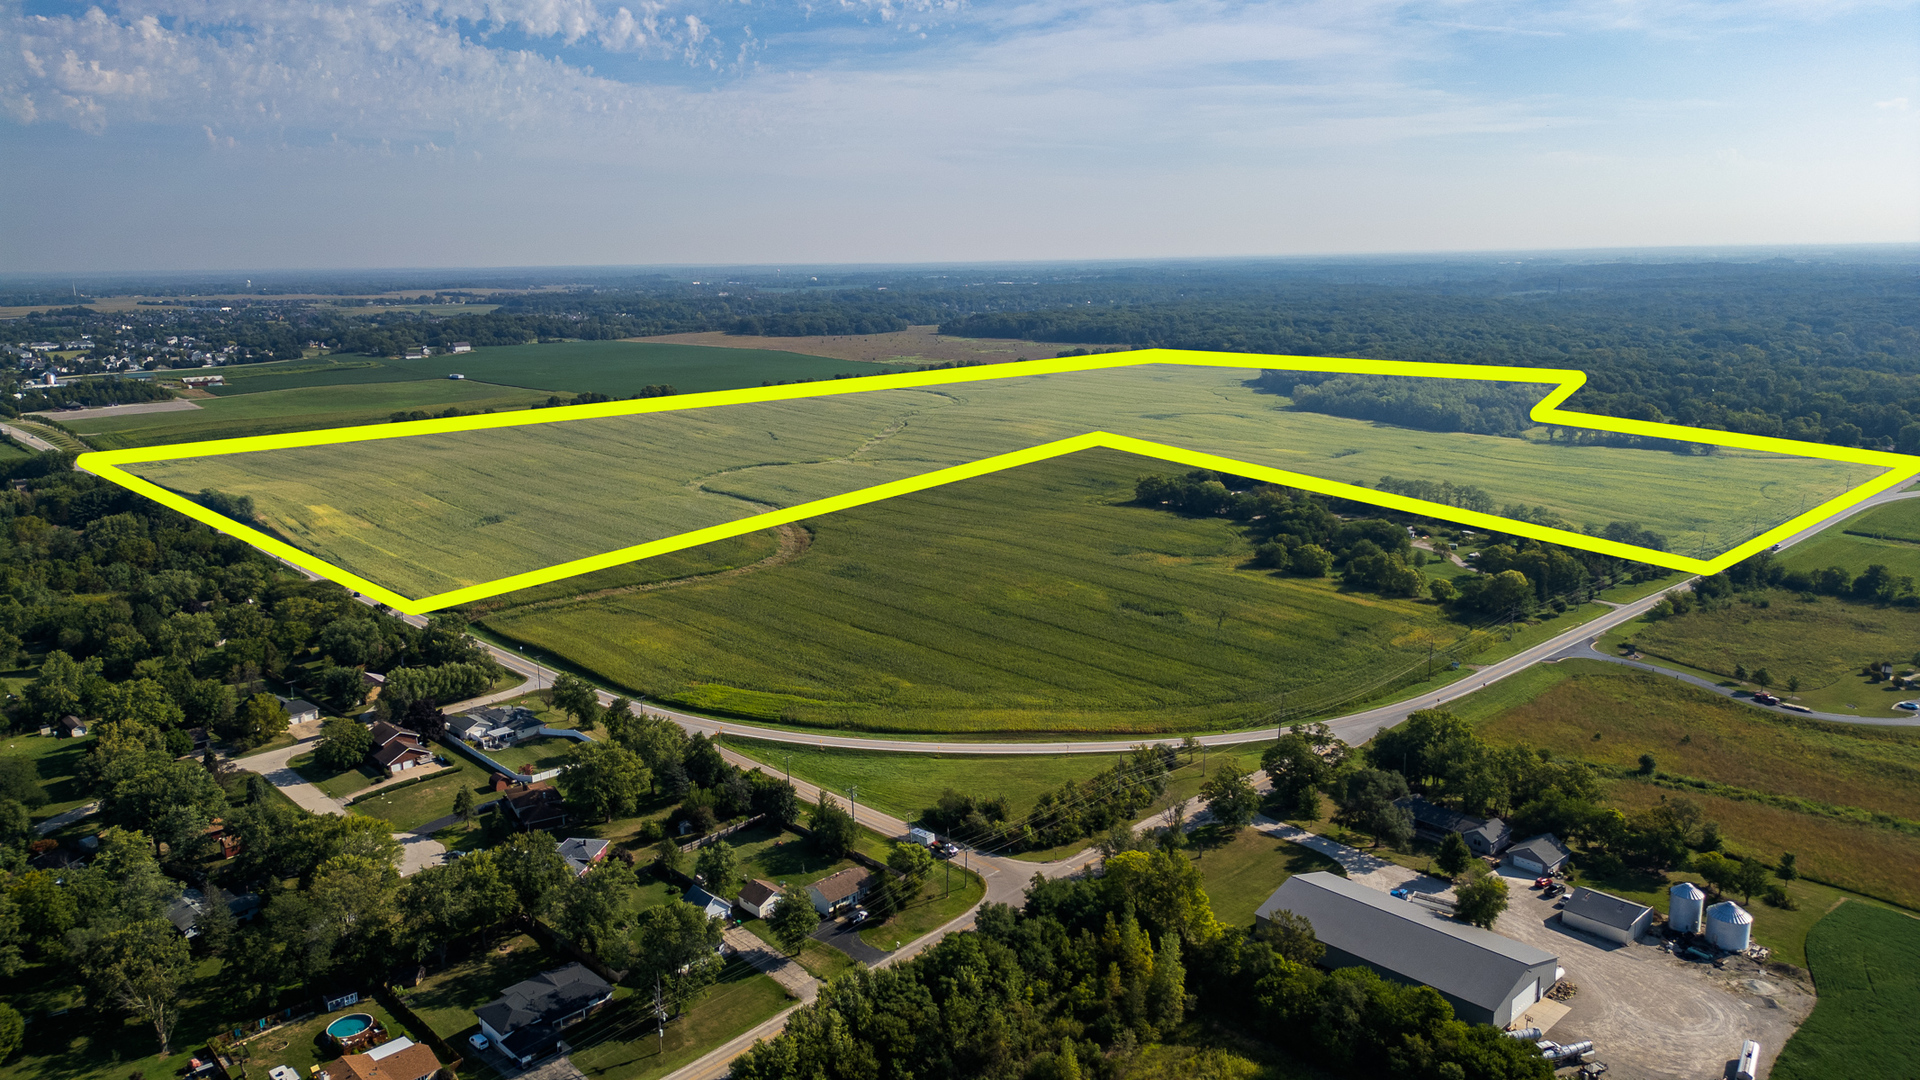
(1749, 692, 1780, 706)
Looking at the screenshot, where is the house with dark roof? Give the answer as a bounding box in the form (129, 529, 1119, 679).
(59, 715, 87, 738)
(807, 867, 874, 914)
(1393, 795, 1511, 857)
(278, 696, 321, 725)
(497, 781, 568, 831)
(365, 721, 434, 775)
(1559, 887, 1654, 945)
(557, 837, 610, 877)
(1257, 872, 1560, 1027)
(1503, 833, 1573, 876)
(475, 963, 614, 1066)
(735, 879, 783, 919)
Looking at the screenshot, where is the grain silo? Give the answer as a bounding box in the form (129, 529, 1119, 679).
(1669, 882, 1706, 935)
(1705, 901, 1753, 952)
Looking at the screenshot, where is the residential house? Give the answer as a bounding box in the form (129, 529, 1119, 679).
(1503, 834, 1573, 876)
(333, 1039, 441, 1080)
(1559, 887, 1654, 945)
(1394, 795, 1512, 857)
(59, 715, 87, 738)
(279, 697, 321, 725)
(449, 342, 473, 354)
(735, 879, 783, 919)
(557, 837, 610, 877)
(806, 867, 874, 915)
(458, 705, 543, 748)
(475, 963, 615, 1067)
(497, 781, 568, 831)
(165, 889, 262, 938)
(366, 721, 434, 775)
(1257, 872, 1560, 1028)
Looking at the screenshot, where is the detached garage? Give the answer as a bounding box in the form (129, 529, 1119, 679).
(1504, 833, 1572, 875)
(1559, 887, 1654, 945)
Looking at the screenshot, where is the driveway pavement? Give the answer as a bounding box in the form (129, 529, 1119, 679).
(1490, 867, 1812, 1080)
(812, 915, 888, 966)
(722, 925, 820, 1002)
(232, 736, 345, 816)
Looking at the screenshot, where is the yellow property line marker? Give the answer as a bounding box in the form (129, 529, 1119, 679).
(77, 349, 1920, 614)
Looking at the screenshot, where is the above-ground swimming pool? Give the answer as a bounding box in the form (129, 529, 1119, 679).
(326, 1012, 376, 1050)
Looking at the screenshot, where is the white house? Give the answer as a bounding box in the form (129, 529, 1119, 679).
(735, 879, 783, 919)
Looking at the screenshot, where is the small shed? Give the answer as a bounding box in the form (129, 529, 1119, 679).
(1503, 833, 1572, 875)
(59, 715, 88, 738)
(1559, 887, 1654, 945)
(278, 697, 321, 725)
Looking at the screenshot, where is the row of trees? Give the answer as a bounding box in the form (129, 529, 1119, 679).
(732, 846, 1550, 1080)
(921, 745, 1175, 854)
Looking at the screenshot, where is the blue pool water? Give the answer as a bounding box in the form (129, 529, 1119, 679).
(326, 1014, 372, 1040)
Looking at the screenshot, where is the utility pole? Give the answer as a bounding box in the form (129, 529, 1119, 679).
(783, 752, 792, 785)
(1427, 642, 1434, 679)
(654, 976, 666, 1050)
(848, 785, 858, 828)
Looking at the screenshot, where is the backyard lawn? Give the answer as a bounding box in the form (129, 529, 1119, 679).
(0, 728, 92, 824)
(395, 933, 592, 1041)
(348, 746, 491, 832)
(1186, 826, 1348, 927)
(565, 968, 792, 1080)
(0, 956, 234, 1080)
(231, 1000, 420, 1080)
(483, 735, 578, 776)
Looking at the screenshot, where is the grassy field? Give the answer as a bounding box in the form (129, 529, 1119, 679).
(856, 859, 986, 951)
(1778, 497, 1920, 583)
(200, 341, 881, 398)
(1772, 902, 1920, 1080)
(479, 452, 1481, 735)
(1450, 660, 1920, 913)
(740, 918, 858, 982)
(127, 362, 1862, 600)
(1604, 589, 1920, 717)
(1187, 826, 1347, 927)
(483, 735, 576, 775)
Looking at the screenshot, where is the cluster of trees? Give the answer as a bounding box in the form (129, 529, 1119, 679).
(1364, 711, 1728, 875)
(1260, 373, 1540, 436)
(4, 377, 175, 416)
(921, 746, 1175, 854)
(1714, 548, 1918, 607)
(732, 847, 1550, 1080)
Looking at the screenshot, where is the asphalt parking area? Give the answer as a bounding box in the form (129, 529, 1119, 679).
(1489, 869, 1813, 1079)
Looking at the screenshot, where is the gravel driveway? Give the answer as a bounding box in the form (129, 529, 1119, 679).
(1489, 868, 1813, 1079)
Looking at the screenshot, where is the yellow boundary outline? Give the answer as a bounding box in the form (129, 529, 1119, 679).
(76, 349, 1920, 615)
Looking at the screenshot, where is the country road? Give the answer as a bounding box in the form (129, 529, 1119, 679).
(0, 422, 61, 452)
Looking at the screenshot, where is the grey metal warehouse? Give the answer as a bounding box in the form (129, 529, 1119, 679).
(1257, 872, 1559, 1028)
(1558, 887, 1654, 945)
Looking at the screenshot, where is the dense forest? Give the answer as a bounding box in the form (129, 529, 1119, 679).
(7, 256, 1919, 448)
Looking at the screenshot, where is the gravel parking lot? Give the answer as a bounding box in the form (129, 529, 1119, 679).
(1490, 868, 1813, 1080)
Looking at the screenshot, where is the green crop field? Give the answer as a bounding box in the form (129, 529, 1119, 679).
(203, 340, 878, 396)
(1604, 589, 1920, 717)
(1773, 902, 1920, 1080)
(1455, 660, 1920, 910)
(125, 362, 1862, 601)
(79, 380, 557, 447)
(1779, 498, 1920, 582)
(476, 451, 1481, 735)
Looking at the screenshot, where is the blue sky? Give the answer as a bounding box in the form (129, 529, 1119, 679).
(2, 0, 1915, 271)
